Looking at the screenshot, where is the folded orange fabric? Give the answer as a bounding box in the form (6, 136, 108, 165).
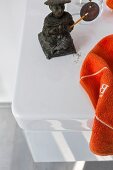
(80, 34, 113, 156)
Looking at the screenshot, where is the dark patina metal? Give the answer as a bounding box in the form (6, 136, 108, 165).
(80, 2, 100, 22)
(38, 0, 76, 59)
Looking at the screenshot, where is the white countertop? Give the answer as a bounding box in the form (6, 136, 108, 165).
(0, 0, 27, 102)
(12, 0, 113, 131)
(11, 0, 113, 162)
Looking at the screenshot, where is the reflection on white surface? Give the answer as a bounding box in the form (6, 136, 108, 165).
(73, 161, 85, 170)
(52, 132, 75, 161)
(24, 131, 102, 162)
(102, 156, 113, 161)
(14, 114, 93, 131)
(16, 118, 92, 131)
(47, 120, 65, 130)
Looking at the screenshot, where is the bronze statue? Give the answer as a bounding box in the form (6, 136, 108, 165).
(38, 0, 76, 59)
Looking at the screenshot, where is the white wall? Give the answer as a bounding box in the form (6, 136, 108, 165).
(0, 0, 27, 102)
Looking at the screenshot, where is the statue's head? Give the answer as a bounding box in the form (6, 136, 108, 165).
(49, 4, 65, 18)
(44, 0, 71, 18)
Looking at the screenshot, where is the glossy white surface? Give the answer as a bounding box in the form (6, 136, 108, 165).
(24, 131, 113, 162)
(0, 0, 27, 102)
(12, 0, 113, 131)
(1, 105, 113, 167)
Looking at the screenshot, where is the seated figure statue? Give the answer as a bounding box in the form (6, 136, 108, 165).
(38, 0, 76, 59)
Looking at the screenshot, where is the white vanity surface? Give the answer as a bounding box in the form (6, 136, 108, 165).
(12, 0, 113, 131)
(11, 0, 113, 162)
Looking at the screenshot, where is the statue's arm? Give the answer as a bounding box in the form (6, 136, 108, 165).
(66, 13, 75, 32)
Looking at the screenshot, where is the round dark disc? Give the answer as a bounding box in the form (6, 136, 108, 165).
(80, 2, 100, 21)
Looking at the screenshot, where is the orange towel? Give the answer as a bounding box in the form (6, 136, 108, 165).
(80, 34, 113, 156)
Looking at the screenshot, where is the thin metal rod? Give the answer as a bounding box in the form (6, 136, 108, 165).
(70, 13, 88, 29)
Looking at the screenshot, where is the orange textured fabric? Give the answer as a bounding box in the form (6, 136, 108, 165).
(106, 0, 113, 9)
(80, 34, 113, 155)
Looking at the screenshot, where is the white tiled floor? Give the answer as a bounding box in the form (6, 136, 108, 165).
(1, 106, 113, 170)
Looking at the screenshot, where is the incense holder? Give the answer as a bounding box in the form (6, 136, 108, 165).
(80, 2, 100, 21)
